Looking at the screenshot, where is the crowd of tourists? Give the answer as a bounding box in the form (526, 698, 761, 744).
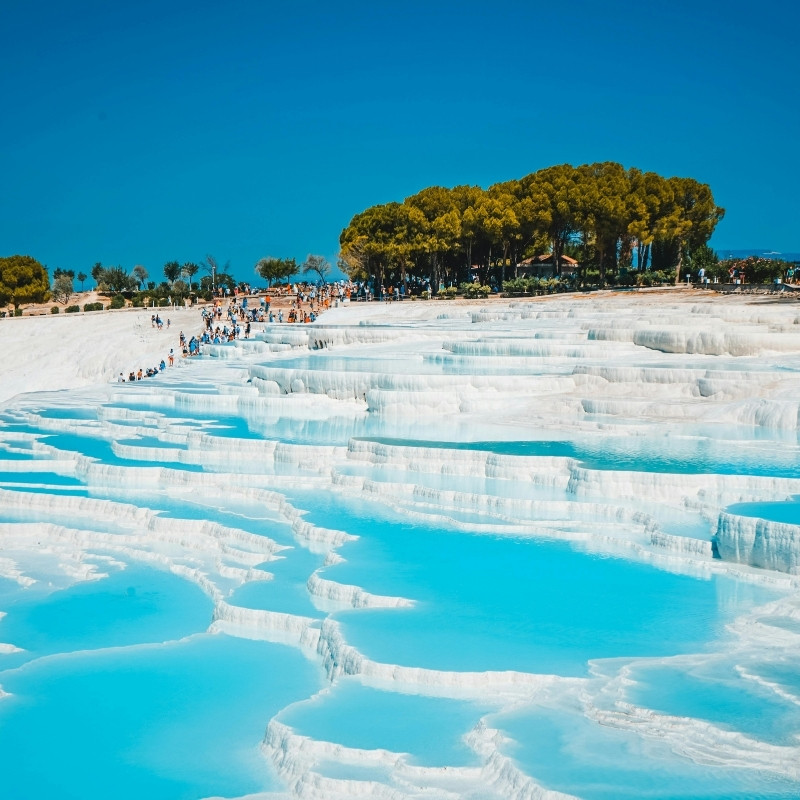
(116, 283, 355, 384)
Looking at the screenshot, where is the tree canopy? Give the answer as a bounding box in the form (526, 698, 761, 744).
(181, 262, 199, 290)
(255, 257, 297, 286)
(0, 255, 49, 309)
(202, 255, 230, 292)
(98, 265, 137, 293)
(339, 162, 724, 291)
(301, 254, 331, 284)
(52, 273, 74, 304)
(132, 265, 149, 289)
(163, 261, 181, 285)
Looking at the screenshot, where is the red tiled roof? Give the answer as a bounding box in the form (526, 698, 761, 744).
(518, 254, 578, 266)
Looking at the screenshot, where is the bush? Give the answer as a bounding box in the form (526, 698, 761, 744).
(581, 268, 600, 287)
(459, 282, 492, 299)
(66, 305, 80, 313)
(14, 308, 23, 317)
(110, 294, 126, 309)
(633, 269, 674, 287)
(159, 297, 170, 307)
(718, 256, 789, 284)
(50, 306, 60, 314)
(611, 270, 637, 287)
(503, 277, 542, 295)
(83, 302, 104, 312)
(652, 269, 675, 285)
(503, 275, 576, 295)
(131, 295, 145, 307)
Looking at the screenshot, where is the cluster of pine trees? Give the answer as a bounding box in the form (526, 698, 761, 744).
(339, 162, 724, 291)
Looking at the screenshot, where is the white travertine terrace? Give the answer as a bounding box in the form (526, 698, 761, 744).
(3, 292, 800, 798)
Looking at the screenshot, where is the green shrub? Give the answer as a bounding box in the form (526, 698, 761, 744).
(717, 256, 789, 284)
(502, 278, 525, 295)
(503, 276, 576, 295)
(459, 282, 492, 298)
(503, 277, 542, 295)
(159, 297, 170, 307)
(83, 302, 104, 312)
(66, 305, 80, 313)
(131, 295, 145, 307)
(51, 306, 60, 314)
(581, 268, 601, 286)
(611, 271, 637, 287)
(110, 294, 126, 309)
(14, 308, 23, 317)
(651, 269, 676, 285)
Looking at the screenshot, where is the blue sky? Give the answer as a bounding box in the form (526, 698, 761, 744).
(1, 0, 797, 282)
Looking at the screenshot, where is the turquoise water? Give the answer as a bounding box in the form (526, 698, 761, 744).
(0, 426, 205, 472)
(301, 496, 772, 675)
(630, 665, 800, 745)
(494, 707, 800, 800)
(0, 634, 319, 800)
(0, 564, 321, 798)
(0, 565, 212, 669)
(364, 436, 800, 477)
(727, 498, 800, 524)
(2, 308, 800, 798)
(279, 679, 489, 766)
(0, 471, 83, 486)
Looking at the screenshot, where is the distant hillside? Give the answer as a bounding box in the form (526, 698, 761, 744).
(717, 249, 800, 262)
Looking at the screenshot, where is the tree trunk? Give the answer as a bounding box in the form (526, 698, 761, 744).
(598, 240, 607, 285)
(619, 236, 634, 271)
(580, 229, 590, 287)
(553, 237, 560, 278)
(431, 254, 439, 295)
(637, 241, 649, 271)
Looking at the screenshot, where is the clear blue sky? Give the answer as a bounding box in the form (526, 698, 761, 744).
(1, 0, 797, 282)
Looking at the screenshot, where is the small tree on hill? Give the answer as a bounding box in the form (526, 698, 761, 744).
(182, 262, 199, 291)
(302, 254, 331, 284)
(163, 261, 181, 285)
(91, 262, 105, 287)
(171, 279, 189, 302)
(133, 265, 149, 289)
(202, 254, 230, 294)
(77, 271, 87, 291)
(102, 266, 136, 293)
(0, 255, 50, 311)
(52, 273, 74, 304)
(256, 257, 297, 287)
(217, 272, 236, 293)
